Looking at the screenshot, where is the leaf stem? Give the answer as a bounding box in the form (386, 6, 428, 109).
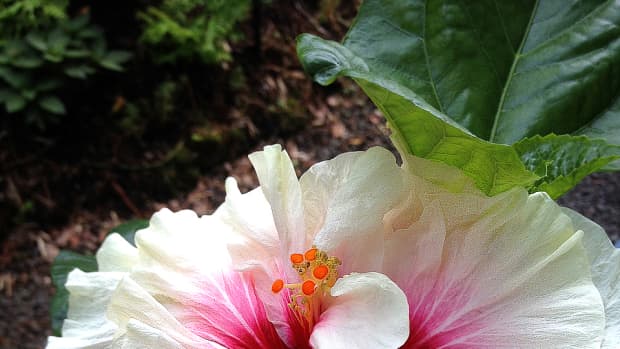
(489, 0, 540, 142)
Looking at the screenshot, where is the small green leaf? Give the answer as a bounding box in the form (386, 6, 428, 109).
(64, 65, 95, 79)
(64, 49, 90, 59)
(66, 14, 90, 31)
(11, 55, 44, 69)
(514, 134, 620, 199)
(0, 88, 11, 102)
(50, 251, 97, 336)
(98, 51, 132, 71)
(5, 94, 26, 112)
(0, 66, 28, 88)
(77, 27, 101, 40)
(108, 219, 149, 246)
(3, 40, 28, 59)
(43, 52, 63, 63)
(38, 79, 62, 92)
(48, 28, 70, 52)
(21, 89, 36, 100)
(25, 32, 48, 51)
(38, 96, 66, 115)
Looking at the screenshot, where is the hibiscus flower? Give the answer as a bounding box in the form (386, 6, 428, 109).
(47, 145, 619, 348)
(47, 145, 410, 349)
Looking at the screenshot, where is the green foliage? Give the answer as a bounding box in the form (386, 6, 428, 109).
(297, 0, 620, 197)
(119, 78, 183, 136)
(49, 219, 148, 335)
(515, 135, 620, 199)
(0, 0, 68, 34)
(138, 0, 251, 64)
(0, 13, 131, 129)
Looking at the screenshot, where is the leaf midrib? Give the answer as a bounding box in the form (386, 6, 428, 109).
(422, 0, 445, 113)
(488, 0, 540, 143)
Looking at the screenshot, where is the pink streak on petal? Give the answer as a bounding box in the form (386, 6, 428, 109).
(179, 270, 290, 349)
(269, 287, 313, 349)
(400, 275, 483, 348)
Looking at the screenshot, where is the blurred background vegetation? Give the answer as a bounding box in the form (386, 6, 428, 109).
(0, 0, 356, 237)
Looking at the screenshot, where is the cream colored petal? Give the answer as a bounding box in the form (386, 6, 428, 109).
(111, 320, 187, 349)
(300, 147, 404, 272)
(310, 272, 409, 349)
(248, 144, 306, 255)
(130, 208, 231, 296)
(106, 277, 213, 348)
(46, 269, 123, 348)
(383, 200, 446, 319)
(214, 177, 280, 272)
(96, 233, 138, 272)
(563, 208, 620, 349)
(385, 165, 606, 347)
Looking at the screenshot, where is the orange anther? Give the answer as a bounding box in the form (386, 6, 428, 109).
(271, 279, 284, 293)
(302, 280, 316, 295)
(290, 253, 304, 264)
(304, 248, 318, 261)
(313, 265, 329, 279)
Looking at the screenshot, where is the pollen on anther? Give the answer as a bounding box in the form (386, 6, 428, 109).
(304, 248, 318, 261)
(272, 279, 284, 293)
(302, 280, 316, 295)
(313, 265, 329, 279)
(290, 253, 304, 264)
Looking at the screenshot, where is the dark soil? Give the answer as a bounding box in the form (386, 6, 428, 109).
(1, 2, 618, 348)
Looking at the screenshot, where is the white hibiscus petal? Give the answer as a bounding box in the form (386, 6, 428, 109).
(309, 272, 409, 349)
(249, 144, 306, 254)
(383, 200, 446, 320)
(106, 277, 213, 348)
(388, 179, 606, 347)
(111, 319, 188, 349)
(300, 147, 403, 272)
(96, 233, 138, 272)
(130, 209, 232, 296)
(136, 209, 231, 270)
(46, 269, 123, 348)
(215, 177, 280, 272)
(563, 208, 620, 349)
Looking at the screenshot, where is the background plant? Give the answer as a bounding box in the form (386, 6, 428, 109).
(0, 6, 130, 129)
(138, 0, 251, 64)
(0, 0, 68, 33)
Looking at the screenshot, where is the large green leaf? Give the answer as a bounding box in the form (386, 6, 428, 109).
(50, 251, 97, 336)
(297, 0, 620, 195)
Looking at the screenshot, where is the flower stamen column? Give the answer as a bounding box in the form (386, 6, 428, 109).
(272, 246, 341, 331)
